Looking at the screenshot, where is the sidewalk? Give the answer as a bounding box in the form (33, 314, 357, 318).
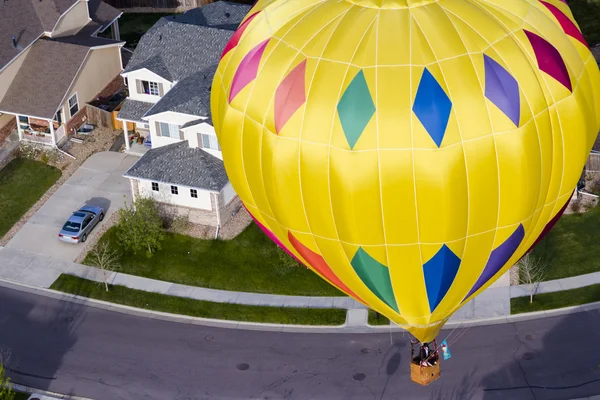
(0, 246, 512, 320)
(510, 271, 600, 298)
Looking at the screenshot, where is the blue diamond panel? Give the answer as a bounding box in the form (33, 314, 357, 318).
(412, 68, 452, 148)
(484, 54, 520, 127)
(423, 244, 461, 313)
(337, 70, 376, 149)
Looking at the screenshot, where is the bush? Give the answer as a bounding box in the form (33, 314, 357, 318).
(116, 197, 165, 258)
(590, 176, 600, 195)
(570, 197, 583, 214)
(19, 143, 41, 160)
(170, 214, 190, 234)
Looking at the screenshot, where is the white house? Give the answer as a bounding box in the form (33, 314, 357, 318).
(119, 2, 251, 232)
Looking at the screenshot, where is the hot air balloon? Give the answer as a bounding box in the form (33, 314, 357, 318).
(211, 0, 600, 383)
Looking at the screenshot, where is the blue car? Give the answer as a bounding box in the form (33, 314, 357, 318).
(58, 205, 105, 244)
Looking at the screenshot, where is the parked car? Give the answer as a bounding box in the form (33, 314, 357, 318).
(58, 205, 104, 244)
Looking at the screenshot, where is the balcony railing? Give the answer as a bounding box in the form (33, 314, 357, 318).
(21, 130, 53, 145)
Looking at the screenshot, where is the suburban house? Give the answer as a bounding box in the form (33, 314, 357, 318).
(0, 0, 124, 148)
(120, 1, 251, 232)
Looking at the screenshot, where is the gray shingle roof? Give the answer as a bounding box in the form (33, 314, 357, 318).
(174, 1, 252, 31)
(145, 65, 216, 118)
(0, 0, 78, 69)
(181, 119, 206, 129)
(123, 141, 229, 191)
(123, 1, 250, 81)
(123, 23, 234, 82)
(88, 0, 122, 32)
(118, 99, 155, 122)
(0, 36, 122, 119)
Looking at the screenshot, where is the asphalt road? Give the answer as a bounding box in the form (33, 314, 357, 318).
(1, 287, 600, 400)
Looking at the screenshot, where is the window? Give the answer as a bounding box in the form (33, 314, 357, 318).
(171, 185, 178, 195)
(18, 115, 30, 130)
(151, 182, 159, 191)
(159, 122, 180, 139)
(68, 94, 79, 117)
(190, 189, 198, 198)
(201, 134, 221, 151)
(141, 80, 160, 96)
(82, 215, 93, 229)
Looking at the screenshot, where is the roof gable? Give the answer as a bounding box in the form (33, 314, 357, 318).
(0, 0, 79, 70)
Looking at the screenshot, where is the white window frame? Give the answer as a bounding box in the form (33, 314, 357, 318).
(190, 189, 198, 198)
(18, 115, 30, 130)
(142, 80, 160, 96)
(68, 93, 79, 117)
(171, 185, 178, 195)
(201, 134, 221, 151)
(151, 182, 159, 191)
(159, 122, 180, 139)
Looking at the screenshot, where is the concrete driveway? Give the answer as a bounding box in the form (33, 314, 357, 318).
(5, 152, 137, 261)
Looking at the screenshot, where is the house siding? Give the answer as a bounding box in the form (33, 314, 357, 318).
(138, 179, 213, 210)
(0, 114, 16, 144)
(125, 70, 172, 103)
(0, 47, 32, 103)
(62, 46, 122, 121)
(52, 1, 90, 37)
(218, 195, 242, 226)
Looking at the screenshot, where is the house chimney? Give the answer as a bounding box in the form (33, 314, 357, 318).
(11, 36, 17, 48)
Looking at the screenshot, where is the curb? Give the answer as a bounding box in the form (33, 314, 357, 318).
(1, 278, 599, 334)
(10, 382, 93, 400)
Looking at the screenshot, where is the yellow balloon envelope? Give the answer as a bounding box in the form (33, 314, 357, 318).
(211, 0, 600, 342)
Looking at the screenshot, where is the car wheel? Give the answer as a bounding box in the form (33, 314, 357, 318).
(99, 213, 104, 222)
(81, 233, 87, 243)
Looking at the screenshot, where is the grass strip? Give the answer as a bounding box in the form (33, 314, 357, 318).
(511, 284, 600, 314)
(85, 225, 343, 296)
(50, 274, 347, 325)
(368, 310, 390, 326)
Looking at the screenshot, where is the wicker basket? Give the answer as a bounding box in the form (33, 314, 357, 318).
(410, 361, 441, 386)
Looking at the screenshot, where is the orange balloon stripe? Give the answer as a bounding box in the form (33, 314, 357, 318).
(288, 232, 365, 302)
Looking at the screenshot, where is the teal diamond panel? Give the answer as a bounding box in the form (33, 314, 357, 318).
(337, 70, 376, 149)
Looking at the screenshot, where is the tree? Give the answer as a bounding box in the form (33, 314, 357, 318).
(116, 197, 165, 258)
(0, 347, 14, 400)
(518, 254, 547, 304)
(89, 242, 120, 291)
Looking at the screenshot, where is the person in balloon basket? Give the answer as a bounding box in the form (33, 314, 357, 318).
(413, 342, 438, 367)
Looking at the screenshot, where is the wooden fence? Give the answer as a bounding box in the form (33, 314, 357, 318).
(587, 152, 600, 172)
(104, 0, 213, 9)
(86, 105, 114, 129)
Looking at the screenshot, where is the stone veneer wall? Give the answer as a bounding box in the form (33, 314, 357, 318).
(0, 116, 16, 144)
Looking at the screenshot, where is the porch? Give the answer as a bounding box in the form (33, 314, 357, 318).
(16, 115, 66, 147)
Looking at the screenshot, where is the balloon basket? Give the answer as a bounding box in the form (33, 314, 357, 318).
(410, 362, 440, 386)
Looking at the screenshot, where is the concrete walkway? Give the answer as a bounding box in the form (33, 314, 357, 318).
(0, 246, 512, 321)
(510, 271, 600, 298)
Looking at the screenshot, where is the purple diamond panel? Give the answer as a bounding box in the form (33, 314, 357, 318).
(484, 54, 520, 126)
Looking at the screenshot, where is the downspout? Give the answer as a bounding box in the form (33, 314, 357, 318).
(214, 192, 221, 239)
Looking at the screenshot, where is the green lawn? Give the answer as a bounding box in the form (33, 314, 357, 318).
(368, 310, 390, 326)
(511, 284, 600, 314)
(107, 13, 176, 48)
(0, 158, 60, 237)
(51, 274, 346, 325)
(531, 205, 600, 281)
(85, 224, 343, 296)
(569, 0, 600, 45)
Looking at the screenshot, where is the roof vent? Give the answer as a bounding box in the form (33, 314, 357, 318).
(11, 36, 17, 48)
(225, 12, 231, 18)
(159, 34, 162, 41)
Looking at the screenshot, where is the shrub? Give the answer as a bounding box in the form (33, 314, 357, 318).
(571, 197, 583, 214)
(116, 197, 165, 258)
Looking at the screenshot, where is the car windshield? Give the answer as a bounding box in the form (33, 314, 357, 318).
(62, 221, 81, 233)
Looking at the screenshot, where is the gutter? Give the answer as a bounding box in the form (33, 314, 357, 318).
(214, 192, 221, 239)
